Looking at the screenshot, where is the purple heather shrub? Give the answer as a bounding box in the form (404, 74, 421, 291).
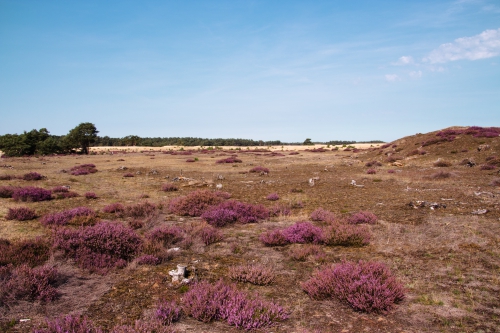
(33, 315, 103, 333)
(146, 225, 184, 247)
(70, 164, 98, 176)
(266, 193, 280, 201)
(168, 190, 226, 216)
(216, 157, 242, 164)
(128, 219, 144, 229)
(434, 160, 452, 167)
(259, 229, 288, 246)
(387, 169, 396, 174)
(310, 208, 336, 223)
(136, 254, 160, 266)
(0, 174, 13, 180)
(282, 222, 323, 244)
(249, 166, 270, 173)
(183, 280, 288, 330)
(186, 158, 196, 162)
(380, 143, 391, 149)
(102, 202, 125, 214)
(155, 300, 182, 325)
(348, 211, 378, 225)
(490, 178, 500, 187)
(301, 261, 405, 313)
(365, 161, 382, 167)
(288, 244, 325, 262)
(41, 207, 96, 226)
(161, 183, 178, 192)
(123, 173, 134, 177)
(6, 206, 37, 221)
(123, 201, 158, 218)
(51, 186, 69, 193)
(22, 172, 44, 181)
(289, 152, 299, 155)
(201, 200, 269, 226)
(0, 237, 50, 267)
(322, 223, 371, 247)
(12, 187, 52, 202)
(480, 164, 496, 170)
(269, 203, 291, 217)
(54, 191, 80, 199)
(84, 192, 98, 199)
(228, 264, 275, 285)
(366, 168, 376, 174)
(199, 225, 223, 245)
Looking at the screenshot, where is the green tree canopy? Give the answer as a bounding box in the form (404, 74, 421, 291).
(65, 122, 99, 154)
(303, 138, 314, 145)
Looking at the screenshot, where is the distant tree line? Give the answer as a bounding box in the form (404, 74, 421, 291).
(0, 123, 384, 157)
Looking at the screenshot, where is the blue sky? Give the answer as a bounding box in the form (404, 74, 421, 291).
(1, 0, 499, 142)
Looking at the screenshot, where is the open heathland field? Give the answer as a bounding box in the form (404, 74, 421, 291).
(0, 127, 499, 333)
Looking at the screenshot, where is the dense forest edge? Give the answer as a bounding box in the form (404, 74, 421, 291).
(0, 123, 384, 157)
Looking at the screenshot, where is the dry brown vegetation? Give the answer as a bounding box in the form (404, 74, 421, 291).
(1, 127, 499, 332)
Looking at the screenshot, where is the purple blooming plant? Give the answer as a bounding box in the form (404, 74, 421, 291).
(322, 223, 371, 247)
(33, 314, 103, 333)
(146, 225, 184, 247)
(266, 193, 279, 201)
(155, 300, 182, 325)
(41, 207, 96, 226)
(310, 208, 336, 223)
(259, 229, 288, 246)
(199, 225, 223, 245)
(228, 264, 275, 286)
(348, 211, 378, 225)
(6, 206, 37, 221)
(12, 187, 52, 202)
(102, 202, 125, 214)
(282, 222, 323, 244)
(249, 166, 270, 173)
(201, 200, 269, 226)
(168, 190, 227, 216)
(136, 254, 160, 266)
(22, 172, 44, 181)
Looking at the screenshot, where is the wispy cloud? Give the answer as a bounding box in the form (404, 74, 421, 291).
(423, 28, 500, 63)
(409, 70, 422, 78)
(385, 74, 400, 82)
(393, 56, 414, 66)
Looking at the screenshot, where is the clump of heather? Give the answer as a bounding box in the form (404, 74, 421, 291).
(33, 315, 103, 333)
(282, 221, 323, 244)
(301, 261, 405, 313)
(348, 211, 377, 225)
(0, 237, 51, 267)
(366, 169, 376, 174)
(199, 225, 223, 245)
(266, 193, 279, 201)
(12, 187, 52, 202)
(365, 161, 382, 167)
(249, 166, 269, 173)
(123, 173, 134, 177)
(269, 203, 291, 217)
(123, 201, 158, 218)
(0, 174, 13, 180)
(54, 191, 80, 199)
(136, 254, 160, 266)
(288, 244, 325, 262)
(434, 160, 452, 167)
(41, 207, 96, 226)
(102, 202, 125, 214)
(6, 206, 37, 221)
(146, 225, 184, 247)
(85, 192, 98, 199)
(53, 221, 142, 274)
(216, 157, 242, 164)
(183, 280, 288, 330)
(0, 186, 16, 198)
(387, 169, 396, 174)
(168, 190, 228, 216)
(322, 223, 371, 247)
(51, 186, 69, 193)
(70, 164, 98, 176)
(259, 229, 288, 246)
(480, 164, 496, 170)
(155, 300, 182, 325)
(201, 200, 269, 226)
(161, 183, 178, 192)
(22, 172, 44, 181)
(310, 208, 336, 223)
(228, 264, 275, 285)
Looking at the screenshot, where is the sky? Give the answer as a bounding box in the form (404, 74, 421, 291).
(0, 0, 499, 142)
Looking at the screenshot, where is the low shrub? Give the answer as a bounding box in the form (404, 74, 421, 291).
(51, 186, 69, 193)
(146, 225, 184, 247)
(434, 160, 452, 167)
(366, 169, 376, 174)
(123, 173, 134, 177)
(249, 166, 269, 173)
(0, 186, 16, 198)
(33, 315, 102, 333)
(41, 207, 96, 226)
(22, 172, 44, 181)
(365, 161, 382, 167)
(12, 187, 52, 202)
(348, 211, 377, 225)
(102, 202, 125, 214)
(0, 174, 13, 180)
(322, 223, 371, 247)
(70, 164, 98, 176)
(387, 169, 396, 174)
(155, 300, 182, 325)
(161, 183, 178, 192)
(480, 164, 496, 170)
(123, 201, 158, 218)
(269, 203, 291, 217)
(186, 158, 196, 162)
(183, 280, 288, 329)
(199, 225, 223, 245)
(282, 222, 323, 244)
(168, 190, 227, 216)
(229, 264, 275, 285)
(430, 171, 451, 179)
(216, 157, 242, 164)
(266, 193, 279, 201)
(301, 261, 405, 313)
(54, 191, 80, 199)
(490, 178, 500, 187)
(6, 206, 37, 221)
(310, 208, 336, 223)
(259, 229, 288, 246)
(288, 244, 325, 262)
(136, 254, 160, 266)
(0, 237, 51, 267)
(201, 200, 269, 226)
(85, 192, 98, 199)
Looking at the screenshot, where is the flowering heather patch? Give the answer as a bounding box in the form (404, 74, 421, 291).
(155, 300, 182, 325)
(0, 174, 13, 180)
(70, 164, 98, 176)
(183, 280, 288, 330)
(123, 201, 158, 218)
(366, 169, 376, 174)
(146, 225, 184, 247)
(266, 193, 279, 201)
(289, 152, 299, 155)
(216, 157, 242, 163)
(6, 206, 37, 221)
(22, 172, 43, 181)
(123, 173, 134, 177)
(301, 261, 405, 313)
(348, 211, 378, 225)
(480, 164, 496, 170)
(269, 203, 291, 217)
(0, 264, 59, 305)
(41, 207, 96, 226)
(282, 222, 323, 244)
(310, 208, 336, 223)
(161, 183, 178, 192)
(51, 186, 69, 193)
(422, 137, 450, 147)
(0, 186, 15, 198)
(387, 169, 396, 174)
(199, 225, 223, 245)
(259, 229, 288, 246)
(322, 223, 371, 247)
(228, 264, 275, 285)
(168, 190, 227, 216)
(365, 161, 382, 167)
(12, 186, 52, 202)
(102, 202, 125, 214)
(53, 221, 142, 273)
(33, 315, 103, 333)
(186, 158, 196, 162)
(288, 244, 325, 262)
(380, 143, 391, 149)
(54, 191, 80, 199)
(201, 200, 269, 226)
(464, 126, 500, 138)
(249, 166, 269, 173)
(136, 254, 160, 266)
(0, 237, 50, 267)
(84, 192, 97, 199)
